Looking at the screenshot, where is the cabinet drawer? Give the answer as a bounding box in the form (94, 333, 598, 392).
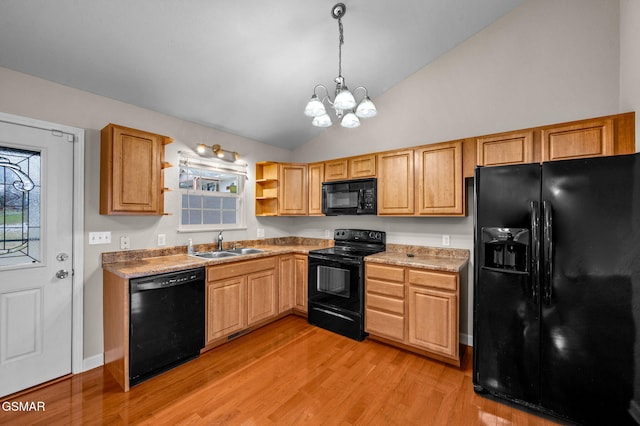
(366, 309, 404, 341)
(367, 293, 404, 315)
(408, 269, 457, 291)
(366, 263, 405, 282)
(207, 257, 277, 282)
(366, 278, 404, 298)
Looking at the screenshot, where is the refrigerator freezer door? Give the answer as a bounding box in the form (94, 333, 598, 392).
(473, 164, 542, 404)
(541, 154, 640, 424)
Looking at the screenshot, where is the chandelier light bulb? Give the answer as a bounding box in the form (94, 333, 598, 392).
(334, 88, 357, 110)
(341, 112, 360, 128)
(355, 96, 377, 118)
(312, 113, 333, 128)
(304, 95, 326, 117)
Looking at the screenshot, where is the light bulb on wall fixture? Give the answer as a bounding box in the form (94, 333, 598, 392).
(304, 3, 377, 128)
(195, 143, 241, 162)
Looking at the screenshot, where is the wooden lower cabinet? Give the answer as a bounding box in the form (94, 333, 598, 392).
(365, 262, 460, 365)
(205, 257, 278, 346)
(207, 276, 246, 342)
(278, 255, 295, 313)
(293, 254, 308, 314)
(365, 263, 405, 341)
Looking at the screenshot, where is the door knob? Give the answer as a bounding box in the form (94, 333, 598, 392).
(56, 253, 69, 262)
(56, 269, 69, 279)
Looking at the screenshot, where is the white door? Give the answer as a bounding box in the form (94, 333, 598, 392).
(0, 120, 74, 397)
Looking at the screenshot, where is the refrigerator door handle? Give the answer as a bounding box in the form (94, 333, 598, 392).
(543, 200, 553, 305)
(530, 201, 540, 304)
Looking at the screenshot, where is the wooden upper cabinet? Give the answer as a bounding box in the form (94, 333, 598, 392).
(100, 123, 172, 215)
(278, 163, 308, 215)
(308, 162, 324, 216)
(377, 150, 415, 215)
(324, 154, 376, 181)
(541, 119, 613, 161)
(475, 112, 634, 167)
(477, 131, 534, 167)
(348, 154, 376, 179)
(324, 159, 349, 181)
(416, 141, 464, 216)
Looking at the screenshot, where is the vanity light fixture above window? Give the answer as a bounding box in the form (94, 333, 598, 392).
(196, 143, 240, 162)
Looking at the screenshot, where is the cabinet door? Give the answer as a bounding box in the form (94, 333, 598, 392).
(324, 159, 349, 181)
(377, 150, 415, 215)
(101, 124, 165, 215)
(247, 269, 278, 326)
(206, 277, 246, 343)
(278, 255, 294, 313)
(278, 164, 308, 215)
(308, 162, 324, 216)
(542, 119, 614, 161)
(408, 285, 458, 359)
(349, 154, 376, 179)
(294, 254, 308, 313)
(476, 131, 534, 166)
(415, 141, 464, 216)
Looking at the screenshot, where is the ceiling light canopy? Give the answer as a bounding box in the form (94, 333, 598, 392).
(196, 144, 240, 162)
(304, 3, 377, 129)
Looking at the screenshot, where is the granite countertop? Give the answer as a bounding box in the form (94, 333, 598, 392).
(102, 238, 470, 278)
(365, 244, 469, 273)
(102, 237, 332, 279)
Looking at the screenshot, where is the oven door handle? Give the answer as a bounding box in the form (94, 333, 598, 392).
(308, 254, 361, 266)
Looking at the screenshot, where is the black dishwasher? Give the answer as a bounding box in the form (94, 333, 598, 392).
(129, 267, 205, 386)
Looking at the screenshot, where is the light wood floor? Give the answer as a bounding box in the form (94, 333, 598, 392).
(0, 316, 558, 425)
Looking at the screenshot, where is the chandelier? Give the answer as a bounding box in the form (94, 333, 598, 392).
(304, 3, 377, 128)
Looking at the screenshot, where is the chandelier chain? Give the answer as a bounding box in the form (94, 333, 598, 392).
(338, 17, 344, 78)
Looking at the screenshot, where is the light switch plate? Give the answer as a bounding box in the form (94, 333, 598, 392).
(257, 228, 265, 238)
(89, 231, 111, 245)
(157, 234, 166, 246)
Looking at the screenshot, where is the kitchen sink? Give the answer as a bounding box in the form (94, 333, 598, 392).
(192, 247, 264, 259)
(193, 251, 240, 259)
(224, 247, 264, 255)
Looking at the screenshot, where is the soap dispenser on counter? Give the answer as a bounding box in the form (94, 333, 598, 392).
(187, 238, 194, 255)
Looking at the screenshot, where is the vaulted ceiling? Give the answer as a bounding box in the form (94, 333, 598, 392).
(0, 0, 525, 149)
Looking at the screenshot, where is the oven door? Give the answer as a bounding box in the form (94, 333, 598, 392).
(308, 254, 363, 313)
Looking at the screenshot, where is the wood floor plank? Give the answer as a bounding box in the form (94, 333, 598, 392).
(1, 316, 557, 425)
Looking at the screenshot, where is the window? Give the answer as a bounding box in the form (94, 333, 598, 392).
(178, 155, 247, 232)
(0, 146, 41, 268)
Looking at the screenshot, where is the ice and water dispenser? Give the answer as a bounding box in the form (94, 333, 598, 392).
(481, 227, 529, 272)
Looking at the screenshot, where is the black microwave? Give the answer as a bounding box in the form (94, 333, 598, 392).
(322, 178, 377, 215)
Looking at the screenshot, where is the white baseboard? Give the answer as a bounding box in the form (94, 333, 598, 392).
(82, 353, 104, 372)
(460, 333, 473, 347)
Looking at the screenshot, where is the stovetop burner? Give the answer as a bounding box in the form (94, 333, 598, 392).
(309, 229, 386, 259)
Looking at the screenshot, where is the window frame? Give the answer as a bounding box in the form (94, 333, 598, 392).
(177, 154, 247, 233)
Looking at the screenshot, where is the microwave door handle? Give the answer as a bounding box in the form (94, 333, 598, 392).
(358, 189, 365, 210)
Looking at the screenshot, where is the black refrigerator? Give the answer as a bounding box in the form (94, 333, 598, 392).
(473, 153, 640, 425)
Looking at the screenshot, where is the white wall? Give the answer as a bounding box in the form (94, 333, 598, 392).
(620, 0, 640, 151)
(0, 66, 294, 360)
(293, 0, 623, 343)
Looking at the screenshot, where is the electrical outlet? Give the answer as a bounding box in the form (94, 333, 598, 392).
(324, 229, 332, 238)
(442, 235, 450, 246)
(257, 228, 265, 238)
(157, 234, 166, 246)
(120, 235, 130, 250)
(89, 231, 112, 245)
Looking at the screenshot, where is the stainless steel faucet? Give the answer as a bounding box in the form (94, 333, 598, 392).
(217, 231, 223, 250)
